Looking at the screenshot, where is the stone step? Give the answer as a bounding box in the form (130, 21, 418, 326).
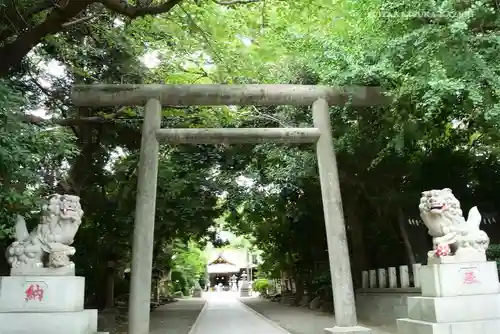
(407, 293, 500, 323)
(398, 318, 500, 334)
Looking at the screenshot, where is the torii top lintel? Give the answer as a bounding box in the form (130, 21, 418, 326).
(71, 84, 388, 107)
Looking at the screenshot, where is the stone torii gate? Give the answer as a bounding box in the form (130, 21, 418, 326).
(71, 84, 387, 334)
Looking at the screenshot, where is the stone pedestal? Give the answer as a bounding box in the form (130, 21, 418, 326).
(324, 326, 372, 333)
(0, 276, 104, 334)
(397, 261, 500, 334)
(192, 286, 202, 298)
(240, 280, 250, 297)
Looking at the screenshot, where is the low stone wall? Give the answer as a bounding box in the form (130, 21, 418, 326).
(356, 261, 500, 327)
(355, 263, 422, 326)
(355, 288, 420, 326)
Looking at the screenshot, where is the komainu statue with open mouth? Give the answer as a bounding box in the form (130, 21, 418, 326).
(5, 194, 84, 275)
(419, 188, 490, 264)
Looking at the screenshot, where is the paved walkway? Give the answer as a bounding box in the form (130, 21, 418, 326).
(110, 292, 396, 333)
(189, 292, 290, 334)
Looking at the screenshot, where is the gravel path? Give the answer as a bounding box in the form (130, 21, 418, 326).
(239, 296, 397, 334)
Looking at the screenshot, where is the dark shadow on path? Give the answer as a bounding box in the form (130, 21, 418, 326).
(150, 298, 206, 334)
(239, 296, 396, 334)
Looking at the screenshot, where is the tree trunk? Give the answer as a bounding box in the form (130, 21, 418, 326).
(398, 208, 416, 265)
(54, 107, 103, 195)
(346, 204, 367, 288)
(152, 279, 160, 303)
(293, 276, 304, 306)
(105, 261, 116, 309)
(0, 240, 10, 275)
(305, 269, 313, 299)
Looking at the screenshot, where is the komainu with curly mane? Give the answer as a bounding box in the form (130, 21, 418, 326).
(5, 194, 84, 275)
(419, 188, 490, 264)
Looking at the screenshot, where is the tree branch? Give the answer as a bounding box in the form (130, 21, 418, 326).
(213, 0, 261, 5)
(21, 114, 116, 126)
(98, 0, 183, 19)
(0, 0, 183, 77)
(0, 0, 91, 77)
(62, 13, 101, 28)
(0, 0, 57, 44)
(18, 103, 155, 127)
(61, 4, 106, 28)
(27, 70, 80, 137)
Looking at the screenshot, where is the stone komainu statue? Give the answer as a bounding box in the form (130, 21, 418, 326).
(5, 194, 84, 274)
(419, 188, 490, 264)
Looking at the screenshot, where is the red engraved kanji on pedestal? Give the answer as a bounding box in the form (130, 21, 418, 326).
(463, 270, 480, 285)
(25, 284, 44, 301)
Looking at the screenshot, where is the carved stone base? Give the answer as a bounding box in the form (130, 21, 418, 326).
(407, 294, 500, 323)
(0, 276, 84, 312)
(0, 275, 99, 334)
(427, 249, 487, 265)
(0, 309, 98, 334)
(420, 261, 499, 297)
(240, 288, 251, 297)
(397, 261, 500, 334)
(240, 281, 251, 297)
(398, 317, 500, 333)
(324, 325, 372, 333)
(10, 265, 75, 276)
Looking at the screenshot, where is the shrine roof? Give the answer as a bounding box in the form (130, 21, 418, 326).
(208, 254, 237, 266)
(206, 248, 254, 269)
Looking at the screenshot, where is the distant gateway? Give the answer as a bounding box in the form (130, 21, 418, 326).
(206, 248, 258, 290)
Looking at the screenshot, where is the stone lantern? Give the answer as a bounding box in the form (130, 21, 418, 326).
(240, 271, 250, 297)
(230, 274, 237, 292)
